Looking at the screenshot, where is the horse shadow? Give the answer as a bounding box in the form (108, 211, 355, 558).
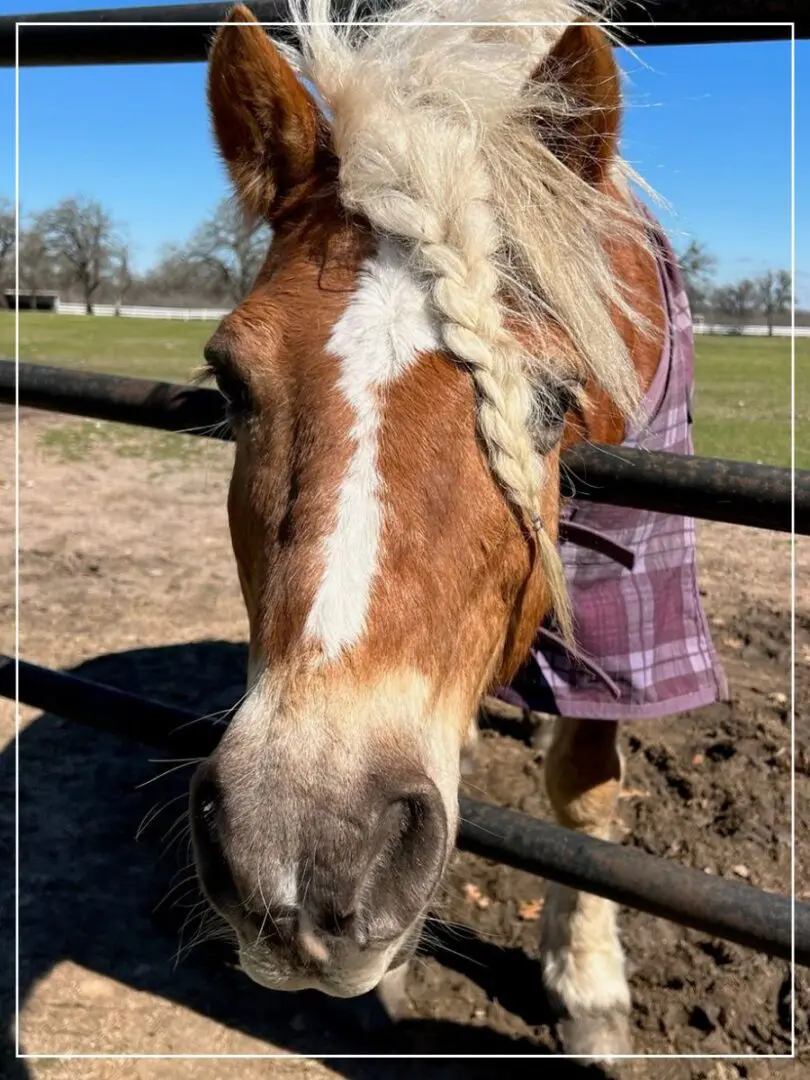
(1, 639, 609, 1079)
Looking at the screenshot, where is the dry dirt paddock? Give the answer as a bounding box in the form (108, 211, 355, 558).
(0, 407, 808, 1080)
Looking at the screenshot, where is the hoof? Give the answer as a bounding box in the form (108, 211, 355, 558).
(557, 1008, 632, 1060)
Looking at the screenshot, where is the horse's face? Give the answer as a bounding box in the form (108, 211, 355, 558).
(191, 6, 620, 997)
(192, 215, 552, 994)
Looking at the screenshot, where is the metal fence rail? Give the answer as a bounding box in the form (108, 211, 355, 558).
(3, 653, 806, 966)
(1, 0, 806, 68)
(4, 359, 806, 533)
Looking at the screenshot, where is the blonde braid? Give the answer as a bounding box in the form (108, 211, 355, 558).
(334, 115, 573, 640)
(287, 0, 666, 647)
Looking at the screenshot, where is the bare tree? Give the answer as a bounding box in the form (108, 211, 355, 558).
(183, 199, 269, 304)
(712, 279, 758, 326)
(734, 278, 758, 324)
(146, 244, 197, 293)
(134, 243, 208, 305)
(756, 270, 791, 335)
(38, 197, 118, 314)
(711, 286, 735, 322)
(18, 225, 51, 302)
(678, 239, 716, 313)
(0, 198, 14, 291)
(109, 244, 133, 314)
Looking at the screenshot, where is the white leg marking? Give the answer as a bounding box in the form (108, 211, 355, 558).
(304, 238, 440, 662)
(541, 885, 630, 1015)
(375, 962, 411, 1021)
(541, 724, 632, 1059)
(541, 884, 632, 1059)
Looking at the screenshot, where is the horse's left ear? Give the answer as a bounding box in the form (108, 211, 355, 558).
(207, 4, 329, 219)
(529, 21, 620, 188)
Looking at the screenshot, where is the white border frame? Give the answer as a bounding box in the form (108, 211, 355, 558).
(13, 14, 798, 1063)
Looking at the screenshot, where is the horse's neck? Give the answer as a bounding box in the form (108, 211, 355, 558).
(562, 212, 666, 451)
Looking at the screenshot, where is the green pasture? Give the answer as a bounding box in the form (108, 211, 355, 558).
(1, 310, 807, 469)
(0, 310, 211, 383)
(1, 311, 216, 462)
(690, 334, 806, 470)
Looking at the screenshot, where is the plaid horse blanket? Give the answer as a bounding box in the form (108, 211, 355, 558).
(503, 213, 729, 721)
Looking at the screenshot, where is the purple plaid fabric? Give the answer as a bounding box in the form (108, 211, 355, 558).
(502, 214, 728, 720)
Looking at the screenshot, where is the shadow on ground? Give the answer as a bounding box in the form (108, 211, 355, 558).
(0, 639, 607, 1079)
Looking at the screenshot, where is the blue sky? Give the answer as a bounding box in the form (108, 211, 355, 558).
(1, 1, 807, 304)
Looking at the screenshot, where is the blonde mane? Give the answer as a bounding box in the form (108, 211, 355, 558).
(282, 0, 657, 637)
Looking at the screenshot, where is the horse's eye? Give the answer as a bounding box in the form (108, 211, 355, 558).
(202, 343, 253, 421)
(215, 370, 253, 420)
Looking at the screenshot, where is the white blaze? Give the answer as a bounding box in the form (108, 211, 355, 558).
(304, 239, 440, 661)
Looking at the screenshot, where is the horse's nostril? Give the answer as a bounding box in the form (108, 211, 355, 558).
(198, 782, 220, 835)
(191, 772, 222, 841)
(190, 766, 228, 867)
(190, 765, 246, 916)
(347, 777, 449, 946)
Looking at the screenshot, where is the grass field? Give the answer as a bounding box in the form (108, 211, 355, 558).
(1, 311, 807, 468)
(690, 334, 805, 468)
(0, 310, 211, 383)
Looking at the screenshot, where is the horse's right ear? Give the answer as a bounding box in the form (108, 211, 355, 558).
(207, 5, 327, 219)
(529, 21, 620, 188)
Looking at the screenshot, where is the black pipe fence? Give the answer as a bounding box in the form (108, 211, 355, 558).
(3, 654, 806, 966)
(4, 359, 806, 533)
(1, 0, 806, 68)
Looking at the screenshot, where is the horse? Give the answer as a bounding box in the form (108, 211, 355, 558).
(189, 0, 726, 1057)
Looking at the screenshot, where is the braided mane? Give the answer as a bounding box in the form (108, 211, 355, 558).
(283, 0, 657, 637)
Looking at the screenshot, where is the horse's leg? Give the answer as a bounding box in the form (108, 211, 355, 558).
(375, 961, 411, 1019)
(345, 960, 411, 1033)
(540, 717, 631, 1057)
(356, 918, 425, 1030)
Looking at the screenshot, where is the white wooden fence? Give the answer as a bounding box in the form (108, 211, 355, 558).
(51, 301, 810, 335)
(692, 322, 809, 338)
(56, 301, 231, 321)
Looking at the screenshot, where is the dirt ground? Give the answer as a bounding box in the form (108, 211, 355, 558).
(0, 408, 808, 1080)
